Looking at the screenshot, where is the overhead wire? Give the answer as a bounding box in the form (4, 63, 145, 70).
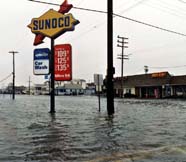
(28, 0, 107, 14)
(150, 65, 186, 69)
(178, 0, 186, 4)
(76, 0, 85, 6)
(118, 0, 148, 15)
(154, 0, 186, 15)
(156, 0, 186, 14)
(113, 13, 186, 37)
(28, 0, 150, 43)
(0, 73, 12, 83)
(143, 0, 186, 19)
(70, 0, 148, 41)
(143, 3, 185, 19)
(28, 0, 186, 38)
(15, 0, 53, 50)
(129, 40, 186, 54)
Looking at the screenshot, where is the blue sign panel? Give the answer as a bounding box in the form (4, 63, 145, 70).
(34, 48, 50, 75)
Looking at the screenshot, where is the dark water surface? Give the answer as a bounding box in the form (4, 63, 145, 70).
(0, 95, 186, 162)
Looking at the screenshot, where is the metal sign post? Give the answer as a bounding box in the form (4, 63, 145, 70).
(98, 75, 101, 112)
(50, 38, 55, 113)
(94, 74, 103, 112)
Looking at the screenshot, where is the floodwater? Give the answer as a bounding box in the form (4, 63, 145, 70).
(0, 95, 186, 162)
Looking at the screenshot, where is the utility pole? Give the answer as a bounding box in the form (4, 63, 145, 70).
(117, 36, 129, 98)
(28, 76, 31, 95)
(9, 51, 18, 100)
(107, 0, 115, 116)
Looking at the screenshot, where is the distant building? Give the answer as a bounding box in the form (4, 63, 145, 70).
(71, 79, 86, 89)
(34, 83, 49, 95)
(55, 79, 87, 96)
(4, 83, 27, 94)
(56, 83, 84, 95)
(114, 71, 186, 98)
(85, 83, 96, 95)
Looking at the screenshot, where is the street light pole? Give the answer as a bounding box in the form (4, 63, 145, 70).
(9, 51, 18, 100)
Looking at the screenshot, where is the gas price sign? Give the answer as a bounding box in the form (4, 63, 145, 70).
(54, 44, 72, 81)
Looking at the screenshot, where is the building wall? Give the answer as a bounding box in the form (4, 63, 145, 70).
(123, 87, 135, 95)
(114, 72, 186, 99)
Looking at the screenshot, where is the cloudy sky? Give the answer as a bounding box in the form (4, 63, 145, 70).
(1, 0, 186, 87)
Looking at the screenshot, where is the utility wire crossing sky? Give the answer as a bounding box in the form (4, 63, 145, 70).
(1, 0, 186, 86)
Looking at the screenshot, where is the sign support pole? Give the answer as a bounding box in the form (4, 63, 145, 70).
(50, 38, 55, 113)
(107, 0, 115, 116)
(98, 75, 101, 112)
(28, 1, 79, 114)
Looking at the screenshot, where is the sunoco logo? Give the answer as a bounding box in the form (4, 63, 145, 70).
(35, 53, 48, 58)
(28, 9, 79, 39)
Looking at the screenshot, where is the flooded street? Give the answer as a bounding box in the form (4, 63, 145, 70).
(0, 95, 186, 162)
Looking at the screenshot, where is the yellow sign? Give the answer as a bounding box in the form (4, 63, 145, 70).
(28, 9, 79, 38)
(152, 72, 167, 78)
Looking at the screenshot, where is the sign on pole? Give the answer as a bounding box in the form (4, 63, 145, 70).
(94, 74, 103, 112)
(94, 74, 103, 86)
(28, 9, 79, 40)
(33, 48, 50, 75)
(55, 44, 72, 81)
(28, 0, 79, 114)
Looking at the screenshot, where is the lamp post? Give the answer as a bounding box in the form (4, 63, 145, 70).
(9, 51, 18, 100)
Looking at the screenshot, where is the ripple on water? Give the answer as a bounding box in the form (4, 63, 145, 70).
(0, 96, 186, 162)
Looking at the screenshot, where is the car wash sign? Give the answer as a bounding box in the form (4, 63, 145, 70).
(28, 9, 79, 39)
(34, 48, 50, 75)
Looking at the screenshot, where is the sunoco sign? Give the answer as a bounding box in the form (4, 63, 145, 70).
(28, 9, 79, 39)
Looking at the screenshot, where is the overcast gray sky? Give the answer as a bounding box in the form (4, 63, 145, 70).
(1, 0, 186, 87)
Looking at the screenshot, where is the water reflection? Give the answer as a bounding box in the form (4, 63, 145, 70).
(25, 113, 71, 161)
(0, 96, 186, 162)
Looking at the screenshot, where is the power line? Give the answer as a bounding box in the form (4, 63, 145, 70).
(129, 39, 186, 54)
(113, 13, 186, 37)
(71, 0, 147, 41)
(144, 3, 185, 19)
(178, 0, 186, 4)
(0, 73, 12, 83)
(28, 0, 107, 14)
(118, 0, 148, 14)
(143, 1, 186, 19)
(150, 65, 186, 69)
(76, 0, 85, 6)
(28, 0, 186, 37)
(157, 0, 186, 15)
